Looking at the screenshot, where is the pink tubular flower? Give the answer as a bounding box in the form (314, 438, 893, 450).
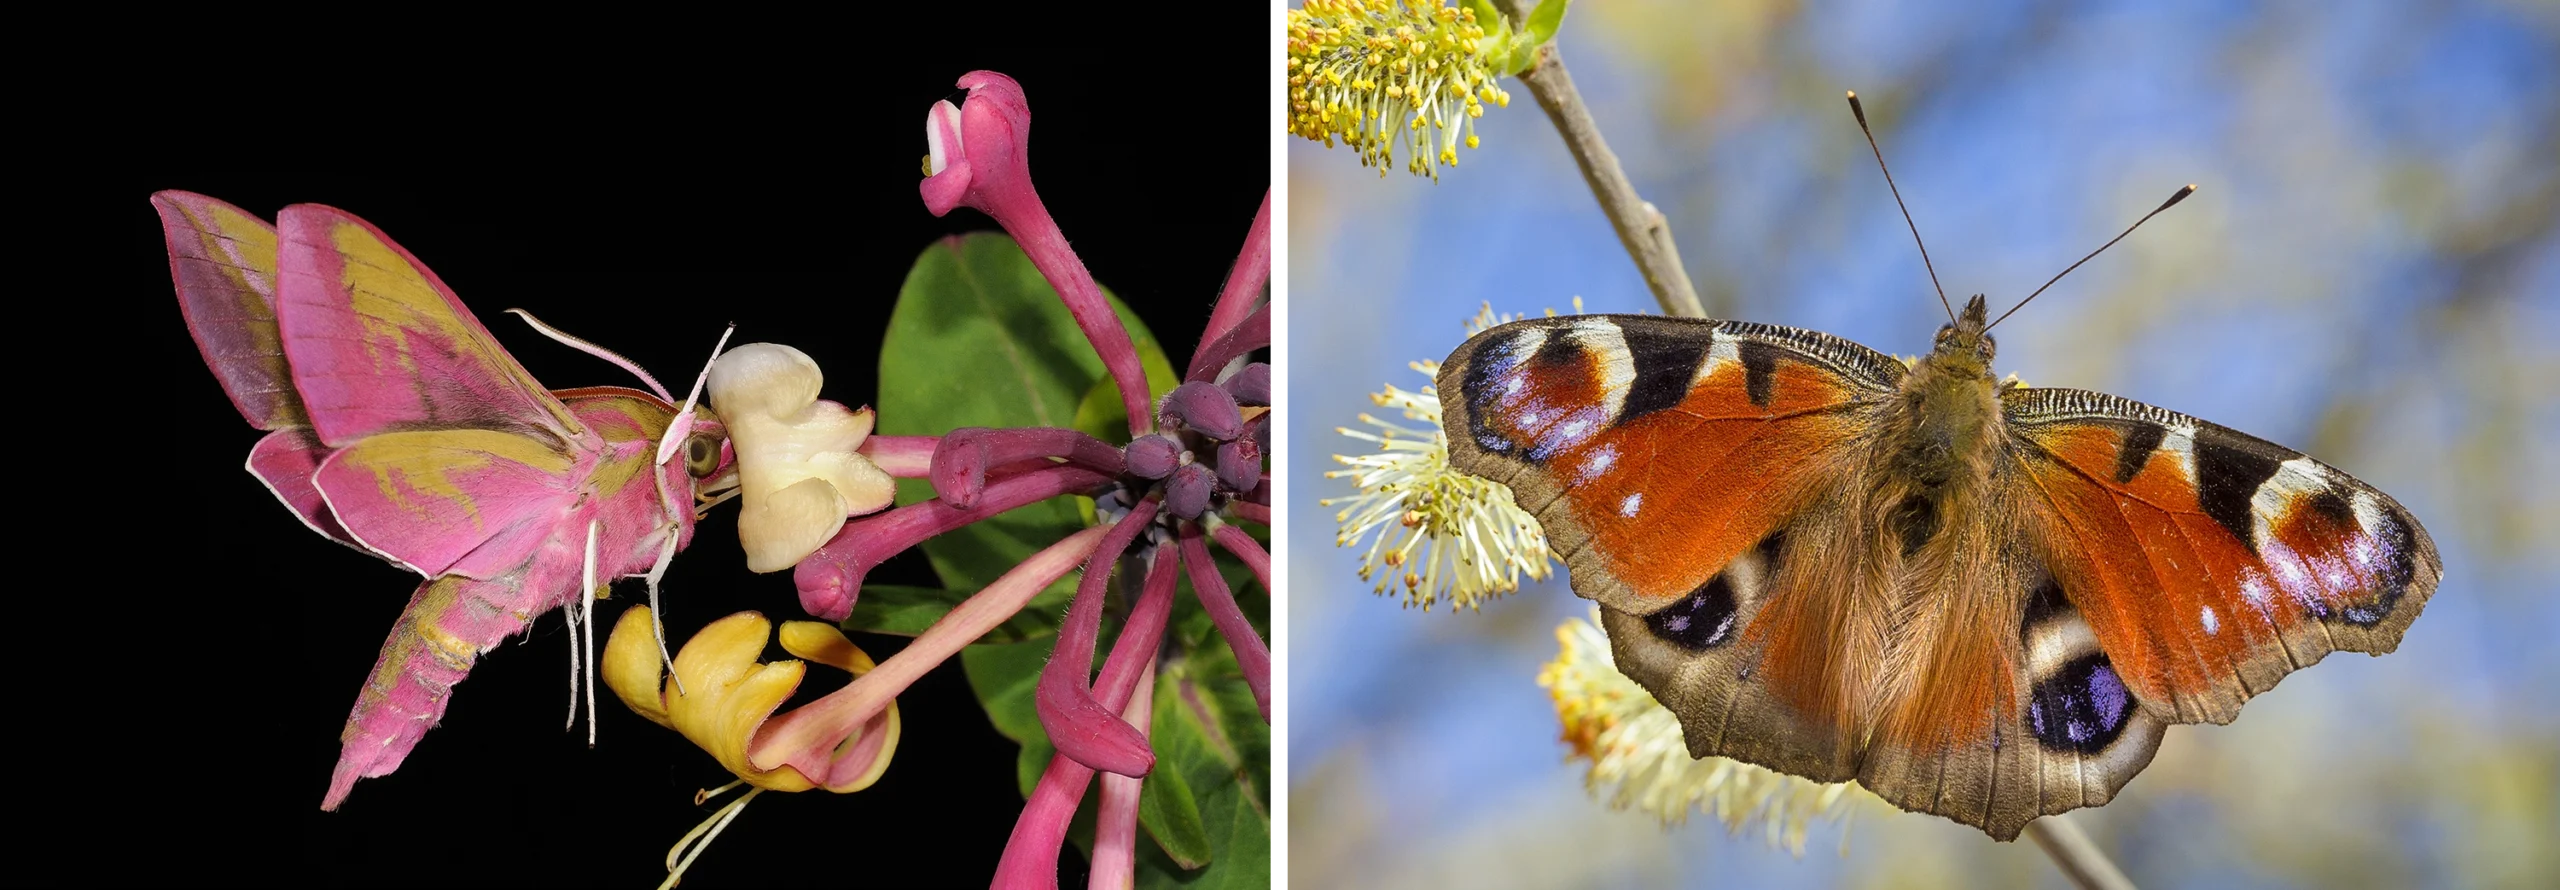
(922, 71, 1154, 437)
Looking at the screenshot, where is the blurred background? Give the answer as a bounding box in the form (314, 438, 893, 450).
(1287, 1, 2557, 887)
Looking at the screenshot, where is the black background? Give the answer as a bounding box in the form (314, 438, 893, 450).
(55, 16, 1267, 887)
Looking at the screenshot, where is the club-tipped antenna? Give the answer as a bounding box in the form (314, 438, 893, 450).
(1987, 184, 2197, 331)
(1847, 91, 1953, 324)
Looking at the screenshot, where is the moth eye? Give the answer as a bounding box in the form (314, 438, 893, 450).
(684, 433, 722, 478)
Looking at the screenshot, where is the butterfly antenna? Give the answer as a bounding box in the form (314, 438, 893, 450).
(1987, 184, 2198, 331)
(1848, 91, 1953, 324)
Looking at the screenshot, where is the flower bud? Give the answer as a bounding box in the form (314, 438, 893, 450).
(1160, 380, 1243, 441)
(1165, 463, 1216, 519)
(1222, 362, 1270, 406)
(1124, 434, 1183, 479)
(1215, 438, 1262, 494)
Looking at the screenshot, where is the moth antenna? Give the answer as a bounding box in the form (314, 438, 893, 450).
(1848, 91, 1954, 323)
(506, 309, 673, 402)
(655, 323, 740, 468)
(1988, 184, 2198, 331)
(583, 519, 601, 748)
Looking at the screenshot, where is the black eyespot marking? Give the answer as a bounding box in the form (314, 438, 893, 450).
(2113, 423, 2166, 484)
(1460, 339, 1528, 455)
(1738, 340, 1780, 407)
(2026, 653, 2134, 754)
(1618, 322, 1708, 424)
(684, 433, 723, 478)
(2193, 426, 2287, 547)
(2341, 504, 2420, 627)
(1890, 494, 1940, 558)
(2305, 488, 2355, 528)
(1646, 573, 1740, 651)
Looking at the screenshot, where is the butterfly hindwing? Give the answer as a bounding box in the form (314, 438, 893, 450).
(2005, 387, 2440, 724)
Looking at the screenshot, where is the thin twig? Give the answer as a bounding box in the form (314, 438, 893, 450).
(1495, 0, 1703, 318)
(2024, 815, 2137, 890)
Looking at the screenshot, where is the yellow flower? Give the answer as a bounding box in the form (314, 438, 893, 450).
(1288, 0, 1512, 180)
(705, 342, 898, 573)
(1322, 361, 1553, 611)
(603, 606, 901, 887)
(1539, 609, 1872, 855)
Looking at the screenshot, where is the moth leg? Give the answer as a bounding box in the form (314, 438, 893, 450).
(583, 518, 602, 747)
(643, 529, 689, 695)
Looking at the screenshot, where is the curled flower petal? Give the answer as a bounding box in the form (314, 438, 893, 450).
(931, 426, 1125, 510)
(602, 606, 899, 794)
(1161, 381, 1244, 441)
(706, 343, 897, 572)
(1123, 434, 1183, 480)
(1035, 499, 1161, 777)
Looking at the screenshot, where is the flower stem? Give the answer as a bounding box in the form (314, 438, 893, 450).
(1184, 302, 1270, 383)
(932, 427, 1126, 509)
(1209, 522, 1270, 591)
(793, 465, 1115, 621)
(998, 192, 1156, 436)
(1194, 189, 1272, 377)
(990, 553, 1183, 890)
(751, 524, 1108, 778)
(1180, 523, 1269, 719)
(1088, 658, 1157, 890)
(857, 435, 939, 478)
(1037, 499, 1164, 777)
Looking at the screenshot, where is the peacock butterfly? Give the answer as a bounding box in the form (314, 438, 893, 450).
(1433, 94, 2441, 841)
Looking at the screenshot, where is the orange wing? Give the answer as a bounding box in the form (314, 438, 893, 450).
(1438, 315, 1903, 614)
(2005, 387, 2442, 725)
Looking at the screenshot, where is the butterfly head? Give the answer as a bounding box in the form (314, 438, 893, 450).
(1926, 294, 1999, 379)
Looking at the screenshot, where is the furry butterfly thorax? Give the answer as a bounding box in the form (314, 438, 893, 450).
(1437, 290, 2440, 840)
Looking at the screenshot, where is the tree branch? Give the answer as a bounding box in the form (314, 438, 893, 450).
(1496, 0, 1703, 318)
(2024, 815, 2137, 890)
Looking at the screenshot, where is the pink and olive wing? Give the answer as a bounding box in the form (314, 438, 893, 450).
(273, 203, 583, 449)
(2004, 388, 2442, 726)
(325, 569, 558, 809)
(310, 430, 579, 579)
(153, 191, 304, 431)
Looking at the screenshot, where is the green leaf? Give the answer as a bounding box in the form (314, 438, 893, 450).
(961, 634, 1054, 750)
(1524, 0, 1569, 45)
(1135, 657, 1270, 889)
(843, 584, 1064, 643)
(879, 232, 1143, 592)
(1135, 675, 1214, 869)
(1069, 299, 1179, 444)
(1461, 0, 1503, 33)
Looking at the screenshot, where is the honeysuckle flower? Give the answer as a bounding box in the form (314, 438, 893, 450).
(704, 342, 897, 572)
(1324, 359, 1554, 610)
(1540, 609, 1870, 855)
(602, 605, 901, 888)
(921, 70, 1154, 434)
(1288, 0, 1516, 179)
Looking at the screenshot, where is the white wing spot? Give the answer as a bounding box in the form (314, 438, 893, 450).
(1620, 493, 1642, 517)
(2200, 605, 2220, 636)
